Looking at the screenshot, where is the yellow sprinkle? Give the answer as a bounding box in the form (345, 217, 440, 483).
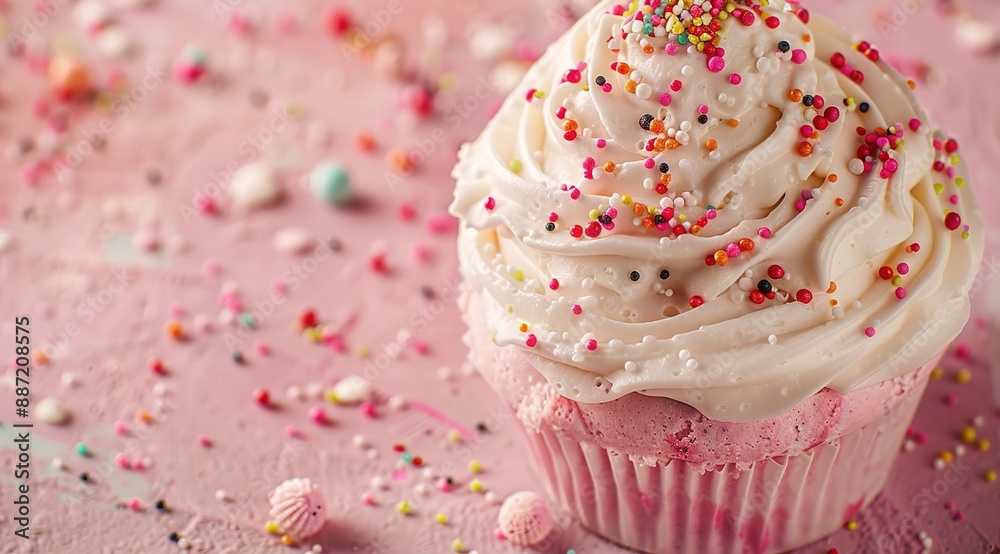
(468, 479, 484, 493)
(589, 209, 600, 220)
(955, 177, 966, 188)
(447, 429, 463, 443)
(284, 101, 305, 120)
(469, 460, 482, 474)
(436, 513, 448, 524)
(505, 304, 513, 313)
(977, 439, 991, 452)
(509, 159, 522, 173)
(845, 520, 857, 531)
(931, 366, 944, 379)
(397, 500, 411, 515)
(513, 270, 524, 282)
(938, 450, 954, 463)
(677, 213, 686, 222)
(265, 521, 281, 535)
(305, 328, 323, 342)
(986, 471, 997, 482)
(960, 427, 976, 443)
(956, 369, 971, 384)
(622, 194, 633, 206)
(891, 276, 903, 287)
(962, 231, 970, 240)
(326, 391, 340, 404)
(533, 90, 545, 99)
(451, 538, 464, 552)
(950, 154, 960, 166)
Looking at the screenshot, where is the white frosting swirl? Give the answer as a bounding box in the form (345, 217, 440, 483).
(451, 0, 984, 422)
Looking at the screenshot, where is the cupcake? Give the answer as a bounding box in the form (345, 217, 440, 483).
(451, 0, 984, 552)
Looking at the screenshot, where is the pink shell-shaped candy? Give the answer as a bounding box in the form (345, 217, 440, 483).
(268, 478, 326, 540)
(498, 491, 554, 547)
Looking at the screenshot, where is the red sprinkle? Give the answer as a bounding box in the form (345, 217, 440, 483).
(796, 289, 813, 304)
(767, 264, 785, 280)
(689, 295, 705, 308)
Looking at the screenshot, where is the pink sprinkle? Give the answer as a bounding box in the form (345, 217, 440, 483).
(791, 49, 807, 64)
(944, 393, 957, 405)
(884, 159, 899, 173)
(309, 406, 328, 424)
(284, 425, 301, 438)
(168, 303, 184, 317)
(437, 477, 453, 492)
(253, 340, 269, 356)
(410, 340, 428, 355)
(596, 138, 607, 148)
(757, 227, 772, 239)
(944, 501, 955, 510)
(128, 498, 143, 511)
(549, 212, 559, 222)
(398, 202, 416, 221)
(795, 200, 807, 212)
(800, 125, 814, 138)
(698, 104, 709, 115)
(895, 287, 907, 300)
(359, 401, 377, 418)
(426, 213, 457, 234)
(954, 343, 971, 359)
(665, 43, 679, 55)
(20, 163, 44, 186)
(601, 83, 612, 93)
(411, 242, 430, 262)
(644, 158, 656, 169)
(114, 453, 131, 469)
(571, 304, 582, 315)
(953, 511, 966, 522)
(909, 118, 921, 131)
(198, 434, 213, 447)
(525, 334, 538, 347)
(495, 528, 507, 541)
(114, 421, 129, 435)
(725, 243, 741, 257)
(916, 431, 928, 443)
(484, 197, 496, 211)
(896, 262, 909, 275)
(132, 459, 146, 471)
(707, 56, 725, 72)
(705, 209, 717, 220)
(549, 278, 560, 290)
(586, 339, 598, 351)
(203, 259, 220, 277)
(865, 326, 877, 337)
(729, 73, 742, 85)
(361, 492, 376, 505)
(582, 157, 596, 169)
(659, 92, 672, 106)
(670, 80, 683, 92)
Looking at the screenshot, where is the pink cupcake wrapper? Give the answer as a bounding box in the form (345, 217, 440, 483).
(519, 367, 931, 554)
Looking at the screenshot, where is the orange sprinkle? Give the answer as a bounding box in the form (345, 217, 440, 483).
(642, 216, 655, 228)
(738, 238, 755, 252)
(728, 119, 740, 127)
(280, 535, 296, 546)
(354, 132, 376, 152)
(789, 89, 804, 102)
(165, 320, 183, 339)
(706, 139, 718, 152)
(643, 44, 654, 54)
(388, 149, 412, 172)
(603, 161, 616, 173)
(714, 250, 729, 267)
(34, 351, 49, 364)
(690, 225, 702, 234)
(666, 138, 680, 150)
(835, 197, 845, 206)
(659, 173, 672, 185)
(830, 299, 838, 306)
(828, 174, 838, 183)
(797, 142, 814, 157)
(907, 79, 917, 90)
(625, 80, 637, 94)
(827, 282, 837, 293)
(137, 410, 153, 424)
(563, 120, 578, 132)
(616, 62, 630, 74)
(633, 202, 646, 216)
(802, 34, 811, 43)
(650, 119, 664, 134)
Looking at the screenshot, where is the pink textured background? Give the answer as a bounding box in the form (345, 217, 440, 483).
(0, 0, 997, 552)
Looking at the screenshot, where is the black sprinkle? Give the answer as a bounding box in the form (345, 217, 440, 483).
(658, 162, 669, 173)
(80, 473, 91, 483)
(446, 476, 454, 485)
(629, 271, 641, 282)
(859, 102, 870, 113)
(327, 239, 343, 252)
(653, 214, 666, 225)
(476, 422, 488, 433)
(169, 532, 181, 543)
(639, 113, 655, 131)
(595, 75, 606, 86)
(659, 269, 670, 280)
(421, 286, 436, 299)
(697, 114, 709, 124)
(545, 222, 556, 232)
(232, 352, 245, 365)
(757, 280, 773, 294)
(802, 95, 814, 107)
(597, 214, 612, 225)
(145, 168, 162, 185)
(155, 500, 168, 511)
(777, 41, 790, 53)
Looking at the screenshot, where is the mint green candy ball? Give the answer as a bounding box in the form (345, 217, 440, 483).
(310, 162, 352, 205)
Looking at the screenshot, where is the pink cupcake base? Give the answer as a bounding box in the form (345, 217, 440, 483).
(461, 288, 941, 553)
(522, 374, 928, 554)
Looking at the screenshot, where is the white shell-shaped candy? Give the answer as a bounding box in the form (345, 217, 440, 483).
(229, 161, 281, 208)
(272, 228, 312, 254)
(329, 375, 372, 404)
(37, 397, 70, 425)
(269, 478, 326, 540)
